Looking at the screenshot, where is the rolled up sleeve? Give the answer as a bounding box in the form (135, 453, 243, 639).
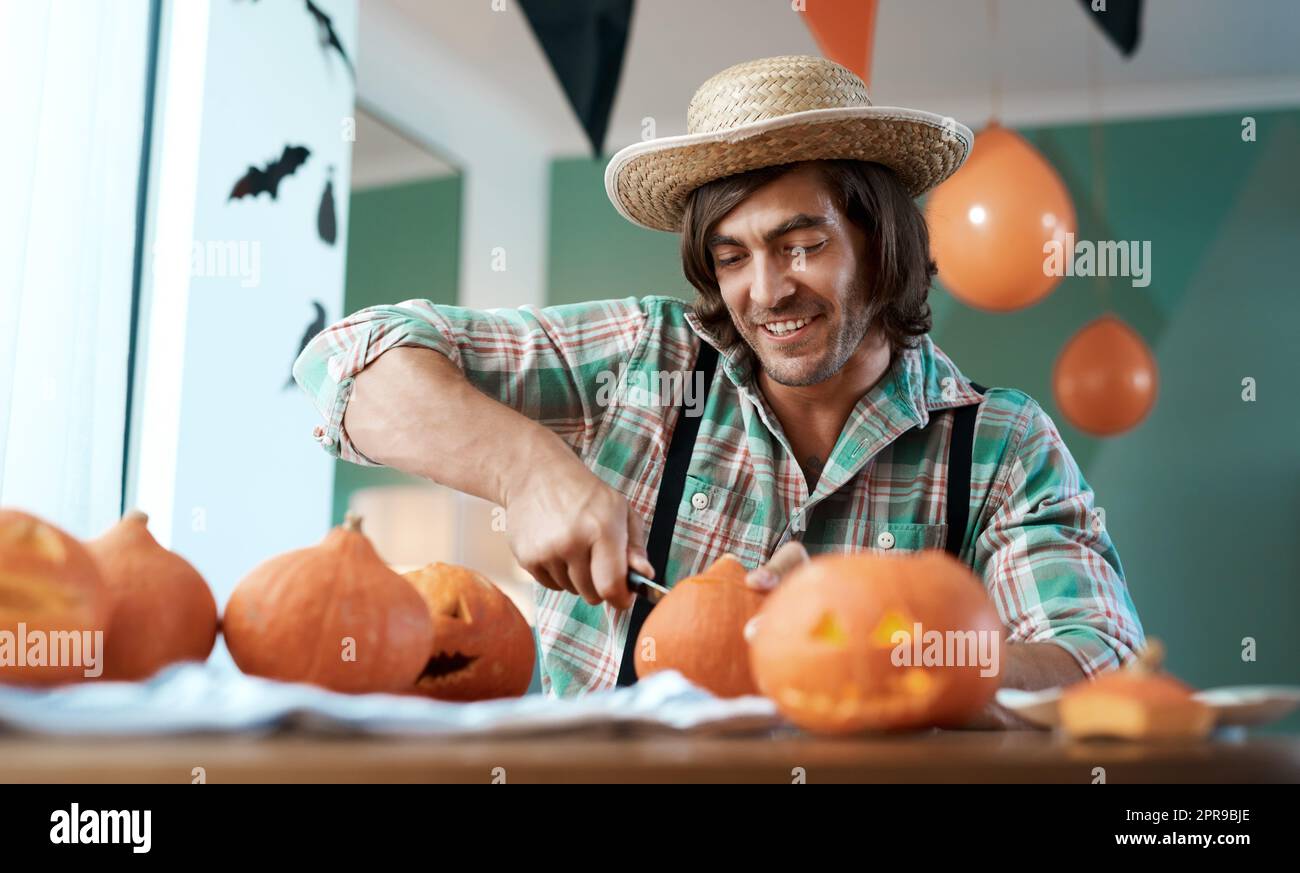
(972, 398, 1146, 678)
(291, 296, 651, 466)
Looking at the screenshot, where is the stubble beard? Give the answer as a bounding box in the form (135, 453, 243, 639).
(744, 277, 874, 388)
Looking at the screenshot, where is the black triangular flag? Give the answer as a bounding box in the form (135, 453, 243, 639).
(1077, 0, 1142, 57)
(519, 0, 634, 156)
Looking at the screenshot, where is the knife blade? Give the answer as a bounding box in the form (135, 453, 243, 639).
(628, 569, 670, 603)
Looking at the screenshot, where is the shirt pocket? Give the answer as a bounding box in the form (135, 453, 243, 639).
(663, 473, 770, 578)
(821, 518, 948, 555)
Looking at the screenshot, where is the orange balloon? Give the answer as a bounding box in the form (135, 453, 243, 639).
(926, 123, 1077, 311)
(1053, 316, 1158, 436)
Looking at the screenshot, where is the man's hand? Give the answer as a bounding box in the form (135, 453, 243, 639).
(745, 540, 810, 592)
(345, 346, 654, 611)
(955, 645, 1085, 730)
(741, 540, 810, 642)
(503, 443, 654, 612)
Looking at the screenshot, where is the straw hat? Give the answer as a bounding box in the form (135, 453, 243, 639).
(605, 55, 973, 233)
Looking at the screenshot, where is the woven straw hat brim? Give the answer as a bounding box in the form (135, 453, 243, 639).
(605, 105, 973, 233)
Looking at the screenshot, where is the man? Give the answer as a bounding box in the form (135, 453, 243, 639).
(294, 55, 1144, 713)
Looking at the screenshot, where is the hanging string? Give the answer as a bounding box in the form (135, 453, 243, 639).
(987, 0, 1002, 125)
(1086, 22, 1112, 314)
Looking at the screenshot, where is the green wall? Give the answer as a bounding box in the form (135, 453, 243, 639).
(547, 108, 1300, 729)
(338, 174, 546, 696)
(333, 175, 462, 526)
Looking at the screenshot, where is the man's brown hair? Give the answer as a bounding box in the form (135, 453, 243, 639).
(680, 159, 936, 355)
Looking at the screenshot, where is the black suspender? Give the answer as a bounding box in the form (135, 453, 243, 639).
(943, 382, 986, 559)
(616, 341, 719, 687)
(615, 356, 982, 686)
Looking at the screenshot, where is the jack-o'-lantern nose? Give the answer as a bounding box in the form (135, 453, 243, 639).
(433, 591, 474, 623)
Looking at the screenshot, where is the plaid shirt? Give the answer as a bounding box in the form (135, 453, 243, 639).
(294, 295, 1145, 698)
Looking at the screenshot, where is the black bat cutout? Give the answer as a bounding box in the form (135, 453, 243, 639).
(305, 0, 355, 79)
(286, 300, 328, 390)
(229, 144, 311, 201)
(317, 166, 337, 246)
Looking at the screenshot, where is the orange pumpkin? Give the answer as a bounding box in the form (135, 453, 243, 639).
(1060, 641, 1213, 740)
(748, 551, 1004, 734)
(0, 509, 111, 686)
(403, 562, 534, 701)
(223, 514, 433, 694)
(633, 554, 764, 697)
(86, 510, 218, 680)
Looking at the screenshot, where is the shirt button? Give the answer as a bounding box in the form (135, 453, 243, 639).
(690, 491, 710, 510)
(876, 530, 895, 550)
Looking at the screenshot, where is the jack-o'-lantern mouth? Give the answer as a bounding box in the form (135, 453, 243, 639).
(418, 651, 479, 682)
(773, 669, 945, 725)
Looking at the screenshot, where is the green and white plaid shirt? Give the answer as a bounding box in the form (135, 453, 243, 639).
(294, 295, 1145, 698)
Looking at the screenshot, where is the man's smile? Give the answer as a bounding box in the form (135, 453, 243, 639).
(758, 313, 824, 343)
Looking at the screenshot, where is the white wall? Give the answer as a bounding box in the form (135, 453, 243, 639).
(356, 0, 550, 311)
(128, 0, 358, 600)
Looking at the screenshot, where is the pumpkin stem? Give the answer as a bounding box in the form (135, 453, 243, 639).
(343, 512, 364, 533)
(123, 508, 150, 525)
(1130, 638, 1165, 675)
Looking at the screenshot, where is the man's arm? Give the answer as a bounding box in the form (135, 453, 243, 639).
(292, 296, 650, 467)
(973, 394, 1147, 681)
(999, 641, 1086, 689)
(343, 345, 565, 507)
(291, 297, 660, 607)
(955, 643, 1086, 730)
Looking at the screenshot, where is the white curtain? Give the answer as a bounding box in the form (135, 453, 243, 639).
(0, 0, 153, 538)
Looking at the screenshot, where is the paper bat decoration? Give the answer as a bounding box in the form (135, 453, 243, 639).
(286, 301, 328, 389)
(305, 0, 355, 79)
(229, 144, 311, 201)
(317, 167, 337, 245)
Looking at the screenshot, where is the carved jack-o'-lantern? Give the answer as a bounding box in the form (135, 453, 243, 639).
(404, 563, 535, 701)
(0, 509, 111, 686)
(633, 555, 764, 697)
(1060, 640, 1214, 740)
(748, 551, 1004, 734)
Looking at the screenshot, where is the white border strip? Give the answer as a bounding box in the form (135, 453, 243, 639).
(128, 0, 211, 549)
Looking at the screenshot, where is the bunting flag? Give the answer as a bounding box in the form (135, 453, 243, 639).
(519, 0, 635, 157)
(798, 0, 879, 87)
(1077, 0, 1143, 57)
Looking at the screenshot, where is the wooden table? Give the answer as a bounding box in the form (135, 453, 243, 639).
(2, 728, 1297, 782)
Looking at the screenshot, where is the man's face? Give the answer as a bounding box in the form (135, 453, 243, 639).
(708, 164, 873, 387)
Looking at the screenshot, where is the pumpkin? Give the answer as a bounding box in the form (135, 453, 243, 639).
(223, 513, 433, 694)
(86, 510, 218, 680)
(403, 562, 534, 701)
(1059, 640, 1214, 740)
(633, 554, 764, 697)
(0, 509, 111, 686)
(748, 550, 1004, 734)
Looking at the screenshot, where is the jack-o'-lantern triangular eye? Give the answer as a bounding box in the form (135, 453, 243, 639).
(431, 588, 473, 621)
(810, 611, 846, 646)
(452, 594, 473, 623)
